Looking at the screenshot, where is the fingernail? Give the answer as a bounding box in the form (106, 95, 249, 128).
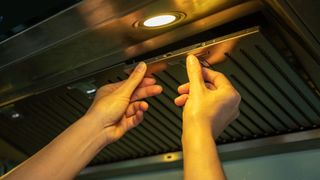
(135, 62, 146, 72)
(187, 55, 197, 65)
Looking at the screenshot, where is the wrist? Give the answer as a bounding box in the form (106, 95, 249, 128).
(78, 115, 112, 147)
(79, 114, 102, 131)
(181, 128, 217, 154)
(182, 121, 213, 144)
(182, 115, 212, 134)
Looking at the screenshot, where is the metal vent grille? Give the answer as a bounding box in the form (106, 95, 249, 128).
(0, 27, 319, 165)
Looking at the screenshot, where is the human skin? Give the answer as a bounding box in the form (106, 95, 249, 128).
(1, 55, 240, 180)
(1, 62, 163, 180)
(175, 55, 241, 180)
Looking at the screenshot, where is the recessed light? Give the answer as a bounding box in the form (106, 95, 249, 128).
(143, 15, 176, 27)
(134, 12, 185, 29)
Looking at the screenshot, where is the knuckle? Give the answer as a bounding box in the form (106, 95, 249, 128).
(228, 88, 241, 103)
(215, 71, 224, 76)
(231, 111, 240, 121)
(235, 91, 241, 103)
(131, 94, 138, 101)
(96, 87, 104, 95)
(215, 71, 226, 79)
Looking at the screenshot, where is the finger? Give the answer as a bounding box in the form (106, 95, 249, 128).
(138, 77, 156, 88)
(178, 82, 216, 94)
(177, 83, 189, 94)
(119, 62, 147, 96)
(174, 94, 188, 106)
(125, 101, 148, 117)
(122, 110, 144, 132)
(131, 85, 163, 102)
(202, 67, 232, 89)
(145, 62, 168, 77)
(186, 55, 205, 92)
(206, 83, 216, 90)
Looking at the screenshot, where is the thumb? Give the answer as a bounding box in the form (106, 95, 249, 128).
(120, 62, 147, 97)
(186, 55, 205, 92)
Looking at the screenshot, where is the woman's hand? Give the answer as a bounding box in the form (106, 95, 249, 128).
(1, 62, 163, 180)
(175, 55, 241, 138)
(85, 62, 163, 144)
(176, 55, 241, 180)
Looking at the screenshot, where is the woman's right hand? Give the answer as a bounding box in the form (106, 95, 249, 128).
(85, 62, 162, 144)
(174, 55, 241, 138)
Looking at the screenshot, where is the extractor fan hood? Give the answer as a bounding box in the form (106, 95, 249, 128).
(1, 25, 320, 166)
(0, 0, 320, 178)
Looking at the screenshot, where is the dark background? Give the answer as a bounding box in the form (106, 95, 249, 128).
(0, 0, 81, 41)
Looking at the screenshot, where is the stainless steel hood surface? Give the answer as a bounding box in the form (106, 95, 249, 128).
(0, 0, 261, 105)
(0, 27, 319, 166)
(1, 0, 320, 172)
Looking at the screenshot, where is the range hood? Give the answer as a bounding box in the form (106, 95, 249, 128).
(0, 0, 260, 105)
(0, 0, 320, 177)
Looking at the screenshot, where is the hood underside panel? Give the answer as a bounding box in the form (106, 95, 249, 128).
(0, 27, 319, 165)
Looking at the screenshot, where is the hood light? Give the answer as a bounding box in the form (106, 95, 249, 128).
(143, 15, 176, 27)
(134, 12, 185, 29)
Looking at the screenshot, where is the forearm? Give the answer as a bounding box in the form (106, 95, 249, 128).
(2, 115, 107, 180)
(182, 124, 226, 180)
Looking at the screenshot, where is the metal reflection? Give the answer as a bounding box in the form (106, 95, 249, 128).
(125, 27, 255, 76)
(0, 0, 262, 106)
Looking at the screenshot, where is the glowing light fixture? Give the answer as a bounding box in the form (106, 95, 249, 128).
(134, 12, 185, 29)
(143, 15, 177, 27)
